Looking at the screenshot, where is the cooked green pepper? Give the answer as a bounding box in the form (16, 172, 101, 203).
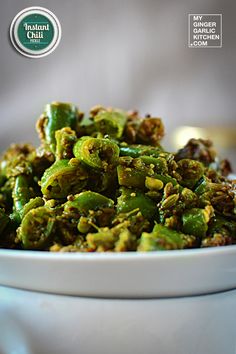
(94, 109, 127, 138)
(194, 175, 209, 195)
(117, 161, 151, 189)
(138, 223, 197, 251)
(21, 197, 44, 220)
(117, 187, 157, 220)
(18, 206, 56, 250)
(73, 136, 119, 170)
(139, 156, 168, 172)
(41, 158, 88, 199)
(64, 191, 114, 215)
(12, 175, 31, 223)
(119, 144, 166, 158)
(55, 127, 77, 160)
(182, 206, 213, 238)
(117, 165, 146, 189)
(43, 102, 78, 153)
(117, 156, 169, 189)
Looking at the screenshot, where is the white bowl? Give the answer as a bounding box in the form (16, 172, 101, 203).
(1, 285, 236, 354)
(1, 245, 236, 298)
(1, 246, 236, 354)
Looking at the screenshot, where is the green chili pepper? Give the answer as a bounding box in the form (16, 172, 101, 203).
(12, 175, 31, 223)
(41, 158, 88, 199)
(44, 102, 78, 153)
(19, 206, 56, 250)
(119, 144, 166, 158)
(73, 136, 119, 170)
(64, 191, 114, 215)
(117, 156, 170, 189)
(94, 110, 127, 138)
(182, 206, 213, 238)
(139, 156, 168, 173)
(55, 127, 77, 160)
(138, 223, 197, 251)
(116, 187, 157, 220)
(21, 197, 44, 220)
(117, 164, 148, 189)
(194, 175, 209, 195)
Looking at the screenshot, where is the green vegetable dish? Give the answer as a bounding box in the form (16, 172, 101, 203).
(0, 102, 235, 252)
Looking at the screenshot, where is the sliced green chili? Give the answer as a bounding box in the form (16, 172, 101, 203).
(117, 187, 157, 220)
(64, 191, 114, 215)
(94, 110, 127, 138)
(138, 223, 197, 251)
(41, 159, 88, 199)
(73, 136, 119, 170)
(19, 206, 56, 250)
(44, 102, 78, 153)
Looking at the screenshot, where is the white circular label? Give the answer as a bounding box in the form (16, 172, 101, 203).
(9, 6, 62, 58)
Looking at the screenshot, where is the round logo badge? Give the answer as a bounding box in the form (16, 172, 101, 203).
(10, 7, 61, 58)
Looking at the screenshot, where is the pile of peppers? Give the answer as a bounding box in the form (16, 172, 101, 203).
(0, 102, 236, 252)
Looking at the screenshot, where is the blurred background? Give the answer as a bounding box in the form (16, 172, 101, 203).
(0, 0, 236, 168)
